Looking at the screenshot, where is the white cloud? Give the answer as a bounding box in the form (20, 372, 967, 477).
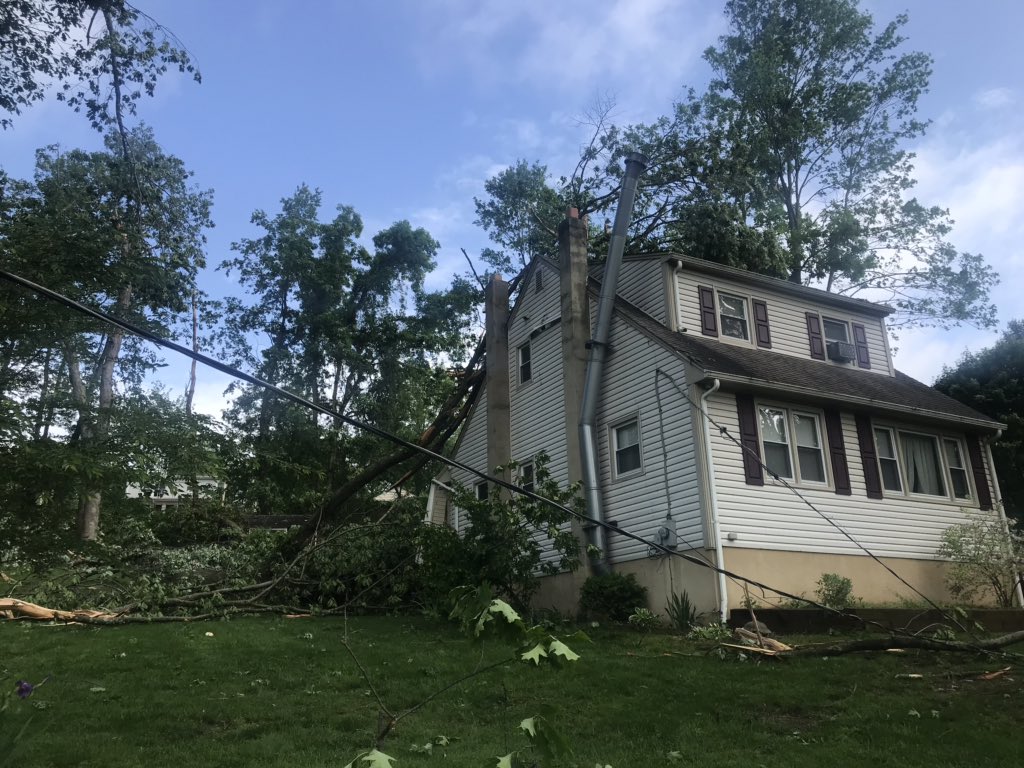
(413, 0, 721, 112)
(974, 87, 1014, 110)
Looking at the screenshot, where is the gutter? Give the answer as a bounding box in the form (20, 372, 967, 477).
(579, 152, 648, 572)
(985, 432, 1024, 607)
(706, 373, 1005, 433)
(699, 378, 729, 622)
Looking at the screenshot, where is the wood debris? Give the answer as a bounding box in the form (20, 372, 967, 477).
(0, 597, 120, 623)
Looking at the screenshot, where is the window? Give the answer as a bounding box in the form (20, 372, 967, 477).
(718, 292, 749, 340)
(612, 419, 642, 476)
(518, 462, 535, 494)
(944, 439, 971, 500)
(873, 427, 903, 492)
(475, 481, 489, 501)
(872, 428, 973, 501)
(823, 318, 850, 343)
(518, 342, 532, 383)
(757, 406, 828, 484)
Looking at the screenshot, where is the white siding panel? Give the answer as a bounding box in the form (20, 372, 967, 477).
(449, 382, 489, 535)
(616, 259, 667, 324)
(594, 317, 704, 563)
(676, 270, 893, 375)
(707, 392, 1000, 560)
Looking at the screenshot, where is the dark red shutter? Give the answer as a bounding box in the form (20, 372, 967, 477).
(851, 323, 871, 369)
(854, 413, 883, 499)
(806, 313, 826, 360)
(965, 435, 994, 510)
(824, 409, 851, 495)
(735, 394, 764, 486)
(752, 299, 772, 349)
(698, 285, 718, 337)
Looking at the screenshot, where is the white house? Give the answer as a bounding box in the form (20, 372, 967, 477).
(427, 210, 1011, 618)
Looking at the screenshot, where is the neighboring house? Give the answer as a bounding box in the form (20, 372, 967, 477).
(427, 211, 1013, 617)
(126, 477, 222, 512)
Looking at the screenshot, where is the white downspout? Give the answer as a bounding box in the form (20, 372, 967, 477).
(700, 378, 729, 623)
(985, 432, 1024, 607)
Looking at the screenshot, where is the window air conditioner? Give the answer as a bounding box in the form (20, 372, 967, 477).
(826, 340, 856, 362)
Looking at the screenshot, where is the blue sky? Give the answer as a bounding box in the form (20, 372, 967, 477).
(2, 0, 1022, 417)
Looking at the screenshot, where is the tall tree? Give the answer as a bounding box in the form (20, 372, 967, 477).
(0, 128, 213, 539)
(220, 186, 477, 516)
(0, 0, 199, 131)
(540, 0, 996, 331)
(934, 322, 1024, 521)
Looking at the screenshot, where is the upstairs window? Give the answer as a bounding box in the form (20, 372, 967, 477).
(718, 292, 749, 340)
(612, 419, 642, 477)
(518, 342, 532, 384)
(823, 318, 850, 343)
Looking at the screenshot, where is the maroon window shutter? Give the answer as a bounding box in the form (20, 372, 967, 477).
(735, 394, 764, 486)
(965, 435, 994, 510)
(752, 299, 772, 348)
(851, 323, 871, 369)
(806, 313, 826, 360)
(698, 286, 718, 337)
(823, 409, 851, 495)
(854, 413, 883, 499)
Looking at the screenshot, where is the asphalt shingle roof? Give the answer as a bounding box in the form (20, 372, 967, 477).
(612, 296, 1003, 431)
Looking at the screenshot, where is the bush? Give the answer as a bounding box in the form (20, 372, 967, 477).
(418, 455, 582, 613)
(665, 589, 699, 632)
(938, 519, 1023, 607)
(579, 572, 647, 622)
(815, 573, 854, 609)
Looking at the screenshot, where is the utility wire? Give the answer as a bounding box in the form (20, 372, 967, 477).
(654, 367, 975, 636)
(0, 268, 998, 648)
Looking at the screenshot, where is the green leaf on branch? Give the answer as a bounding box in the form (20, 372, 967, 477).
(548, 639, 580, 662)
(521, 643, 548, 665)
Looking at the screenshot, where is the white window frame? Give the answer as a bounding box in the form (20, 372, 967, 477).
(756, 403, 830, 487)
(873, 426, 903, 493)
(475, 481, 489, 501)
(717, 291, 751, 343)
(873, 425, 975, 503)
(822, 317, 850, 344)
(518, 341, 532, 384)
(610, 417, 643, 479)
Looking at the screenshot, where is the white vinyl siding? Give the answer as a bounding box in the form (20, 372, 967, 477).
(616, 258, 667, 324)
(675, 271, 892, 375)
(707, 391, 999, 560)
(446, 382, 489, 535)
(508, 260, 570, 566)
(593, 315, 703, 563)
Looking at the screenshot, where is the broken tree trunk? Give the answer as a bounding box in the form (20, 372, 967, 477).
(775, 631, 1024, 657)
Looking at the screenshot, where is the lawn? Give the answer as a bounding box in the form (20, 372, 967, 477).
(2, 615, 1022, 767)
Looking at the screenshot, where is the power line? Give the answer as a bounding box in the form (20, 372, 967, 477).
(0, 268, 999, 648)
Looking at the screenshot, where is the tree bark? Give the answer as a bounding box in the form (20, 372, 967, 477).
(777, 630, 1024, 657)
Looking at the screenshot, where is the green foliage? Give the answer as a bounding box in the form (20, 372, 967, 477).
(0, 1, 199, 131)
(665, 590, 699, 633)
(218, 185, 477, 517)
(288, 501, 425, 610)
(627, 607, 661, 635)
(815, 573, 855, 609)
(579, 572, 648, 622)
(686, 623, 733, 642)
(448, 585, 583, 767)
(934, 321, 1024, 521)
(418, 456, 581, 612)
(937, 520, 1023, 607)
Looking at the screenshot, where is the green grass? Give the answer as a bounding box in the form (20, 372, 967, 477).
(2, 616, 1023, 767)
